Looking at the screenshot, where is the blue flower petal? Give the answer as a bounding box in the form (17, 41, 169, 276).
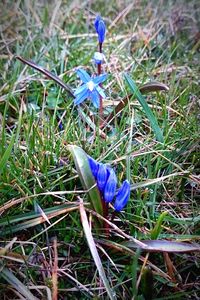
(90, 90, 100, 108)
(114, 180, 130, 212)
(104, 169, 117, 203)
(97, 163, 109, 191)
(74, 83, 87, 96)
(94, 15, 101, 33)
(76, 69, 91, 83)
(74, 89, 89, 105)
(96, 85, 106, 99)
(88, 156, 99, 179)
(93, 73, 107, 85)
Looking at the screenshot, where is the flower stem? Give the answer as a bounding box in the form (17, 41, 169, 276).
(101, 197, 109, 236)
(111, 211, 116, 222)
(98, 42, 103, 125)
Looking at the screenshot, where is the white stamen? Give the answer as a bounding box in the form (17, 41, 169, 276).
(87, 80, 95, 91)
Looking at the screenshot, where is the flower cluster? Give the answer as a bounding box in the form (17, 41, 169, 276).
(88, 156, 130, 212)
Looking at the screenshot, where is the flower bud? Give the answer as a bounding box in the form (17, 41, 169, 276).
(94, 15, 106, 43)
(114, 180, 130, 212)
(97, 163, 108, 191)
(104, 169, 117, 203)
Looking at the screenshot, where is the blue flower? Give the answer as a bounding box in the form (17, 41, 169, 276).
(74, 69, 107, 108)
(88, 155, 130, 212)
(97, 163, 109, 192)
(93, 52, 105, 65)
(94, 15, 106, 43)
(88, 156, 99, 179)
(104, 169, 117, 203)
(114, 180, 130, 212)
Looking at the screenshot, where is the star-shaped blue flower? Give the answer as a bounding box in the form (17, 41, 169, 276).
(74, 69, 107, 108)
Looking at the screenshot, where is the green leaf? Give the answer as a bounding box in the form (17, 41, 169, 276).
(124, 240, 200, 253)
(68, 145, 103, 222)
(15, 56, 74, 97)
(124, 73, 164, 142)
(151, 211, 168, 239)
(79, 199, 116, 300)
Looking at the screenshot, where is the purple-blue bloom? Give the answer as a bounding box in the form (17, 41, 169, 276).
(74, 69, 107, 108)
(88, 155, 130, 213)
(97, 163, 109, 191)
(88, 156, 99, 179)
(94, 15, 106, 43)
(93, 52, 104, 65)
(114, 180, 130, 212)
(104, 169, 117, 203)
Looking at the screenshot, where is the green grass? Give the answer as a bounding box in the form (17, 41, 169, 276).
(0, 1, 200, 299)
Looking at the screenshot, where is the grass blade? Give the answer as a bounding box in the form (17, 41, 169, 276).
(0, 132, 16, 176)
(0, 204, 78, 235)
(79, 198, 116, 300)
(151, 211, 168, 239)
(1, 266, 38, 299)
(124, 73, 164, 142)
(130, 172, 187, 191)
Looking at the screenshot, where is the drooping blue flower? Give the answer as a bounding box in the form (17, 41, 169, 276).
(88, 155, 130, 211)
(93, 52, 105, 65)
(88, 156, 99, 179)
(94, 15, 106, 43)
(104, 169, 117, 203)
(97, 163, 109, 192)
(114, 180, 130, 212)
(74, 69, 107, 108)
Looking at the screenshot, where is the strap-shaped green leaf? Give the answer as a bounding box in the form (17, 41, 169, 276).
(124, 73, 164, 142)
(124, 240, 200, 252)
(68, 145, 103, 223)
